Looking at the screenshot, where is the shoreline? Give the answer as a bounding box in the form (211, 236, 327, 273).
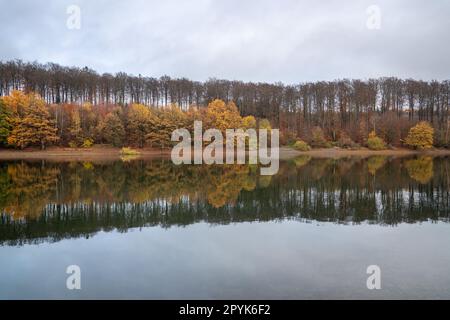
(0, 145, 449, 161)
(280, 147, 450, 159)
(0, 146, 172, 161)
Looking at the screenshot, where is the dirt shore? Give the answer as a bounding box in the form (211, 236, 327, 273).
(281, 147, 450, 159)
(0, 145, 449, 161)
(0, 145, 171, 161)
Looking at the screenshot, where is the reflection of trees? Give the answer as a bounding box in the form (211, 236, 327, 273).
(309, 159, 334, 180)
(367, 156, 387, 175)
(404, 156, 434, 184)
(0, 160, 257, 217)
(206, 165, 254, 208)
(0, 156, 449, 245)
(1, 162, 59, 219)
(292, 156, 311, 168)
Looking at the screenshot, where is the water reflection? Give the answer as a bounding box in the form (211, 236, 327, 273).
(1, 156, 449, 245)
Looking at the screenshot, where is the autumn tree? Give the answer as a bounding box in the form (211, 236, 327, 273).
(127, 104, 152, 148)
(310, 127, 330, 148)
(146, 110, 170, 148)
(80, 103, 97, 141)
(68, 108, 83, 147)
(147, 106, 188, 149)
(242, 115, 256, 129)
(6, 92, 58, 149)
(97, 109, 125, 147)
(259, 118, 272, 131)
(242, 115, 258, 148)
(204, 99, 242, 132)
(1, 90, 30, 116)
(404, 121, 434, 149)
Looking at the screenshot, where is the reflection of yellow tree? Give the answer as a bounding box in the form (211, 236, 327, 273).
(120, 155, 140, 162)
(83, 162, 94, 170)
(293, 156, 311, 168)
(123, 162, 257, 208)
(206, 165, 255, 208)
(242, 175, 257, 191)
(404, 156, 434, 184)
(367, 156, 387, 175)
(3, 163, 59, 219)
(258, 175, 273, 188)
(0, 161, 262, 217)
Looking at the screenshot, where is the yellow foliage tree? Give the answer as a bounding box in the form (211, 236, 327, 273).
(242, 115, 256, 129)
(1, 90, 31, 116)
(96, 110, 125, 147)
(6, 91, 59, 149)
(127, 104, 153, 148)
(259, 118, 272, 131)
(146, 105, 188, 149)
(80, 102, 97, 139)
(69, 108, 83, 146)
(204, 99, 242, 132)
(404, 121, 434, 149)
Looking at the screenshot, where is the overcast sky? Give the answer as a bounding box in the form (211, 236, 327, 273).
(0, 0, 449, 83)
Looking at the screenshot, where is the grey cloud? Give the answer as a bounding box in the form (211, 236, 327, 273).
(0, 0, 448, 83)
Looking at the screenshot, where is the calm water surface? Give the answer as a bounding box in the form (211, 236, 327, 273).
(1, 155, 449, 299)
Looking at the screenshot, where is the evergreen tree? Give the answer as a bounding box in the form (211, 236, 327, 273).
(0, 99, 12, 146)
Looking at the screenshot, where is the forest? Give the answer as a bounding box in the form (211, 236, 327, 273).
(0, 60, 449, 149)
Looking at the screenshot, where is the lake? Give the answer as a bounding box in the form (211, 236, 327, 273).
(1, 155, 449, 299)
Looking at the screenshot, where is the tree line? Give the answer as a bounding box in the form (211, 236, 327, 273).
(0, 60, 449, 148)
(0, 90, 268, 149)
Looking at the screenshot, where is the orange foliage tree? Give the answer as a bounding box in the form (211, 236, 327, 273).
(204, 99, 243, 132)
(5, 91, 58, 149)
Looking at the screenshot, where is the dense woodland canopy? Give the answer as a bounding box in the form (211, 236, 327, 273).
(0, 60, 449, 148)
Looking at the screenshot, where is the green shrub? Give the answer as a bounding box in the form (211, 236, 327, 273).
(293, 140, 311, 151)
(367, 131, 386, 150)
(82, 138, 94, 148)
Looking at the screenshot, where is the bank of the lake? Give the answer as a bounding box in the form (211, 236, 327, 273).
(1, 145, 450, 161)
